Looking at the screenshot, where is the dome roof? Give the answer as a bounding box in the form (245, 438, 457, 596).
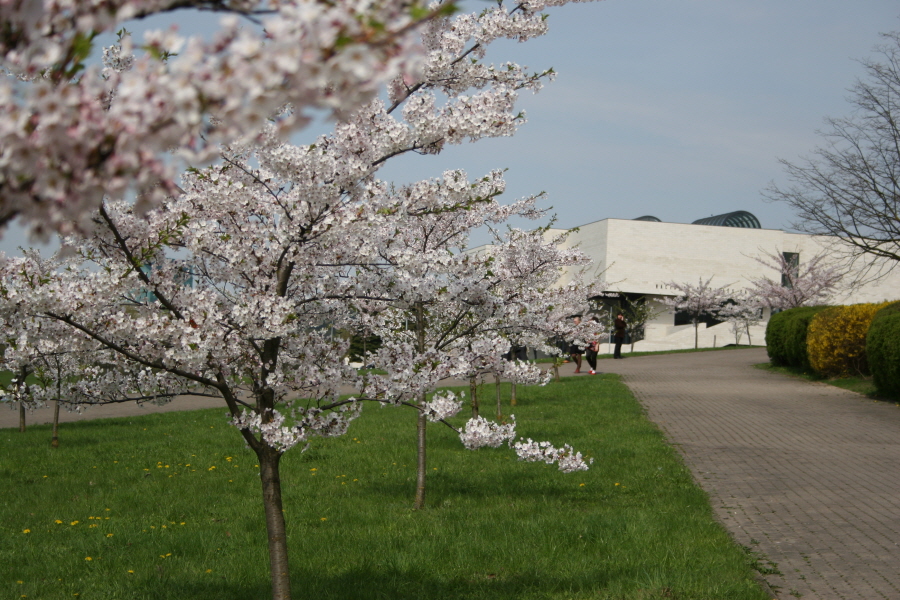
(691, 210, 761, 229)
(633, 215, 662, 222)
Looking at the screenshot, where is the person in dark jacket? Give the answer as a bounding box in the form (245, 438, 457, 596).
(569, 316, 584, 373)
(613, 313, 626, 359)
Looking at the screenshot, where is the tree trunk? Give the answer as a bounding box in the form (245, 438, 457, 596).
(413, 301, 428, 510)
(51, 399, 60, 448)
(510, 381, 517, 407)
(51, 376, 61, 448)
(255, 445, 292, 600)
(552, 362, 560, 383)
(19, 401, 25, 432)
(694, 320, 699, 349)
(746, 323, 752, 346)
(469, 376, 479, 418)
(494, 371, 502, 419)
(413, 401, 427, 510)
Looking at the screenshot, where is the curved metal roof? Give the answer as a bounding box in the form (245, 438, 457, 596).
(633, 215, 661, 222)
(691, 210, 761, 229)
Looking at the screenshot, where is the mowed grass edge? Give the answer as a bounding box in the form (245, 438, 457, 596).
(1, 374, 770, 600)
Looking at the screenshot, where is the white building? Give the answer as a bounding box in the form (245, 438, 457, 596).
(551, 212, 900, 351)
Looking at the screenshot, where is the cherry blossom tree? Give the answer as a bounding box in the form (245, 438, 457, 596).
(0, 0, 449, 239)
(745, 249, 843, 311)
(717, 292, 761, 346)
(663, 276, 730, 349)
(350, 196, 599, 508)
(618, 296, 666, 352)
(0, 0, 598, 595)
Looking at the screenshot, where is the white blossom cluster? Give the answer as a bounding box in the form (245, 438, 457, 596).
(459, 415, 517, 449)
(422, 391, 464, 422)
(512, 439, 593, 473)
(0, 0, 433, 237)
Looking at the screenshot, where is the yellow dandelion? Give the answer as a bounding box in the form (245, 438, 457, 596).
(127, 570, 134, 574)
(579, 483, 586, 487)
(17, 581, 23, 584)
(614, 483, 620, 486)
(89, 524, 97, 528)
(106, 534, 114, 538)
(70, 521, 79, 526)
(353, 478, 358, 481)
(22, 529, 30, 533)
(309, 468, 317, 472)
(320, 517, 327, 521)
(206, 569, 212, 573)
(84, 557, 92, 561)
(208, 466, 216, 471)
(180, 522, 185, 526)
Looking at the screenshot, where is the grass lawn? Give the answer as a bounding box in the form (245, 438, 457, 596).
(2, 374, 770, 600)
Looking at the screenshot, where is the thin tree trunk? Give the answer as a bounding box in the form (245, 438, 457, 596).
(552, 362, 560, 383)
(469, 376, 479, 418)
(413, 302, 428, 510)
(256, 446, 292, 600)
(510, 381, 517, 407)
(51, 399, 60, 448)
(18, 401, 25, 432)
(414, 397, 427, 510)
(747, 323, 752, 346)
(494, 371, 502, 419)
(694, 320, 699, 349)
(51, 376, 61, 448)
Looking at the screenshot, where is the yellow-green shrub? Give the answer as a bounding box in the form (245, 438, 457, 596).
(807, 302, 891, 377)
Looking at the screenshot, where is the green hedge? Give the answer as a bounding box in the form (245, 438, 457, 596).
(866, 301, 900, 398)
(765, 306, 829, 370)
(765, 310, 791, 366)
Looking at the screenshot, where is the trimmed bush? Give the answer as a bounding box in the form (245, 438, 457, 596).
(766, 306, 829, 369)
(867, 301, 900, 398)
(765, 309, 793, 366)
(807, 302, 891, 377)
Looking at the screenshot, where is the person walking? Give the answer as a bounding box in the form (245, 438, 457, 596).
(613, 313, 626, 359)
(585, 339, 599, 374)
(569, 316, 584, 373)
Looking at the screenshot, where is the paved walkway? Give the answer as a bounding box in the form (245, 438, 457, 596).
(594, 348, 900, 600)
(4, 348, 900, 598)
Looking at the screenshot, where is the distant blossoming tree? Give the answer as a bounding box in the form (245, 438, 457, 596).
(663, 277, 730, 349)
(717, 292, 762, 346)
(745, 249, 843, 311)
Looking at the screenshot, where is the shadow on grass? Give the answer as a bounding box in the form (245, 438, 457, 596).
(166, 567, 688, 600)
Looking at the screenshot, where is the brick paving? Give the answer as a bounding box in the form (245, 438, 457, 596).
(591, 347, 900, 600)
(5, 347, 900, 598)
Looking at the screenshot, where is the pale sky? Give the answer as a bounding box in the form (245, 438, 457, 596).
(2, 0, 898, 254)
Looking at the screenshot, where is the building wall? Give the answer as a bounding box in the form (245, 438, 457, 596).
(567, 219, 900, 306)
